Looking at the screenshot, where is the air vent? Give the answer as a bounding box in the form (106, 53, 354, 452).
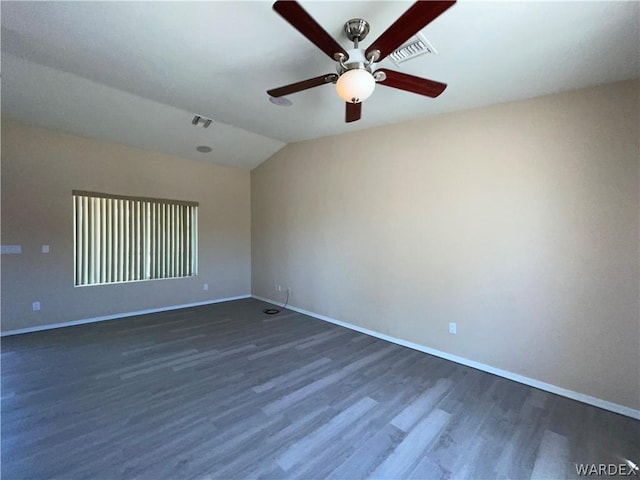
(388, 32, 436, 66)
(192, 115, 213, 128)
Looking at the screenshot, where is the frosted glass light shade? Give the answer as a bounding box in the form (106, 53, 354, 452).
(335, 69, 375, 103)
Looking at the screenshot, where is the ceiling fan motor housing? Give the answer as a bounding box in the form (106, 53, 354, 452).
(336, 48, 375, 75)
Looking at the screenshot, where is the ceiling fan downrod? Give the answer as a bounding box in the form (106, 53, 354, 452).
(334, 18, 380, 75)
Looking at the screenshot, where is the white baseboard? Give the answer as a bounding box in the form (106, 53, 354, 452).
(252, 295, 640, 420)
(0, 295, 251, 337)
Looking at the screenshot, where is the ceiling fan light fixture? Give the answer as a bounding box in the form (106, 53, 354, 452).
(335, 69, 375, 103)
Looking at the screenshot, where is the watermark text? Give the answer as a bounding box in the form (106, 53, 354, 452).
(575, 463, 639, 476)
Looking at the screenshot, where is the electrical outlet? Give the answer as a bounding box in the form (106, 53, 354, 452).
(42, 245, 50, 253)
(449, 322, 457, 334)
(203, 283, 208, 291)
(277, 284, 282, 292)
(32, 301, 41, 311)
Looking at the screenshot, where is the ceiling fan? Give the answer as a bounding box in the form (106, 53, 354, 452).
(267, 1, 456, 123)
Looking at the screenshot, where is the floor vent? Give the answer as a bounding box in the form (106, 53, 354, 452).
(388, 32, 437, 66)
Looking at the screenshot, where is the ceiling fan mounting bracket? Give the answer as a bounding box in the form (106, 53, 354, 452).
(367, 49, 381, 63)
(343, 18, 370, 44)
(373, 71, 387, 82)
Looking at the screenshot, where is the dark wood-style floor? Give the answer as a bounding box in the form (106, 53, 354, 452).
(2, 298, 638, 479)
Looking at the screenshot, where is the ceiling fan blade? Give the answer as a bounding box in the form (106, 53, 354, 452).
(365, 1, 455, 61)
(273, 1, 347, 59)
(375, 69, 447, 98)
(345, 102, 362, 123)
(267, 73, 338, 97)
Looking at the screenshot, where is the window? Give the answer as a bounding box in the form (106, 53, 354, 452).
(73, 191, 198, 286)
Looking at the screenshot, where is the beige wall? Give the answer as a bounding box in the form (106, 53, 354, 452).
(1, 119, 251, 332)
(252, 79, 640, 410)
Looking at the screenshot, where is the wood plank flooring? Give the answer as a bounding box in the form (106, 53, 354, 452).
(2, 298, 638, 479)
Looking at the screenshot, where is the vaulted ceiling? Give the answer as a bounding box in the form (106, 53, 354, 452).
(2, 1, 639, 168)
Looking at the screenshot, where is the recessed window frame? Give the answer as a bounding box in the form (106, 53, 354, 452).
(73, 190, 198, 287)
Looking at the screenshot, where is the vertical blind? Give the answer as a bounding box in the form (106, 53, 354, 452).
(73, 191, 198, 286)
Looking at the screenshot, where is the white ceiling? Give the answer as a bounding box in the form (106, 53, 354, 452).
(2, 1, 639, 169)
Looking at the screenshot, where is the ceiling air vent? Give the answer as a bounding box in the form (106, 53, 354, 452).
(388, 32, 437, 66)
(192, 115, 213, 128)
